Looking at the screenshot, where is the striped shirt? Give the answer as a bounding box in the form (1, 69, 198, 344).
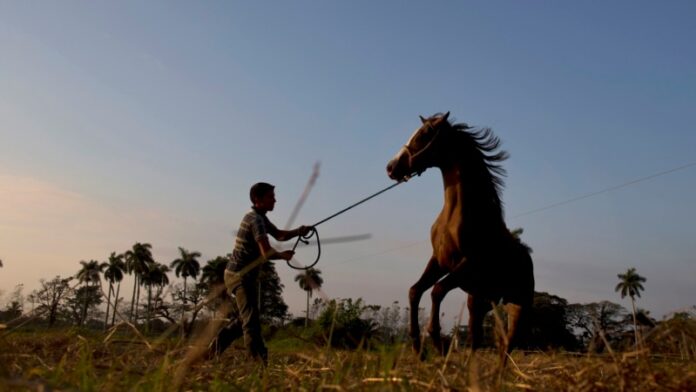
(227, 208, 279, 273)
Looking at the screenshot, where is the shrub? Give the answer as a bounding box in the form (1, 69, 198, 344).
(316, 298, 378, 349)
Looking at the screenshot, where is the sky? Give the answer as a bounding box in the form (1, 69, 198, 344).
(1, 1, 695, 327)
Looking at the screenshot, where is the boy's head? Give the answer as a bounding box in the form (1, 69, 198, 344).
(250, 182, 276, 211)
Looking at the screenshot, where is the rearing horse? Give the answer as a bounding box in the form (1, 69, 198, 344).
(386, 112, 534, 357)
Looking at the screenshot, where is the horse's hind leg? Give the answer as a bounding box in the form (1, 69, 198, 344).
(492, 301, 528, 374)
(504, 303, 523, 354)
(503, 247, 534, 357)
(409, 256, 445, 356)
(467, 294, 490, 351)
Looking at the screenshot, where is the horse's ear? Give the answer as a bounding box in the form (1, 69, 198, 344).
(442, 111, 450, 121)
(419, 115, 427, 124)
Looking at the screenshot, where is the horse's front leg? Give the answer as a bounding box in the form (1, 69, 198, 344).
(427, 273, 460, 355)
(409, 256, 444, 356)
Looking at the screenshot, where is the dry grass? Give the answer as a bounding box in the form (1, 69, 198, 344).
(1, 327, 695, 391)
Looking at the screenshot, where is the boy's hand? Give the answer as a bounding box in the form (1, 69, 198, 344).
(298, 225, 313, 236)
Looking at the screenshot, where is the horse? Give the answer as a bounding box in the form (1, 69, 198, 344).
(386, 112, 534, 358)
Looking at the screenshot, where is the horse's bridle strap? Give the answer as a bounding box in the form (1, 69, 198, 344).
(402, 124, 442, 168)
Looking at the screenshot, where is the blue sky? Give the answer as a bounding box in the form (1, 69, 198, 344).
(1, 2, 695, 324)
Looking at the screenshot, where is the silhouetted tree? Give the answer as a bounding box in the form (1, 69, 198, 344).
(76, 260, 104, 326)
(615, 267, 646, 346)
(183, 282, 208, 333)
(259, 262, 288, 325)
(200, 256, 230, 317)
(64, 285, 103, 326)
(31, 276, 72, 326)
(170, 247, 201, 335)
(294, 268, 323, 327)
(0, 284, 24, 322)
(141, 262, 169, 331)
(125, 242, 154, 324)
(635, 308, 656, 328)
(170, 247, 201, 328)
(200, 256, 228, 289)
(0, 301, 22, 322)
(528, 292, 579, 350)
(103, 252, 125, 328)
(567, 301, 629, 352)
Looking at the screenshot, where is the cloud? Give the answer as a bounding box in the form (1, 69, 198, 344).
(0, 174, 222, 292)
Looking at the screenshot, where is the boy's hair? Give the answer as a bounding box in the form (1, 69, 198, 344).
(250, 182, 275, 203)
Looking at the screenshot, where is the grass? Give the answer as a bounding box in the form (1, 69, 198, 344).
(2, 326, 696, 391)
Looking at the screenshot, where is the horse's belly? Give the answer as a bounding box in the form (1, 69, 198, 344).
(433, 235, 465, 272)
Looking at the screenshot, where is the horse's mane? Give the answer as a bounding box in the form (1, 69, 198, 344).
(434, 114, 509, 215)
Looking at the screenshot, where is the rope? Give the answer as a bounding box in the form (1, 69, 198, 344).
(286, 180, 404, 270)
(287, 227, 321, 270)
(311, 180, 404, 227)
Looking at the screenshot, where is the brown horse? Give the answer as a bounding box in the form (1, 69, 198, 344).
(386, 112, 534, 357)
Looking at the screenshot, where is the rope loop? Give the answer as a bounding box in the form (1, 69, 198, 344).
(287, 226, 320, 270)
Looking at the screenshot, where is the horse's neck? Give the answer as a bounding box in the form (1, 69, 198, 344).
(440, 165, 504, 228)
(441, 168, 464, 216)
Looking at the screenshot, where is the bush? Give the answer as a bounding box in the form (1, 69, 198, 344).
(643, 313, 696, 359)
(316, 298, 378, 349)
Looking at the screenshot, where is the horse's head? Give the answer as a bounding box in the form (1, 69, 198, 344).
(386, 112, 451, 181)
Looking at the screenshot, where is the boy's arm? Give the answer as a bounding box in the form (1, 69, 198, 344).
(257, 236, 294, 261)
(271, 225, 312, 242)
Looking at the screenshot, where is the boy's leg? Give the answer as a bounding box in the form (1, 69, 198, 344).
(212, 326, 243, 355)
(235, 279, 267, 361)
(211, 315, 243, 355)
(208, 270, 245, 357)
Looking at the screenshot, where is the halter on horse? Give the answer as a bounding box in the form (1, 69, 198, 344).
(386, 112, 534, 357)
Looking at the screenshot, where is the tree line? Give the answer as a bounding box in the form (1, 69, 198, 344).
(0, 242, 292, 333)
(1, 244, 693, 354)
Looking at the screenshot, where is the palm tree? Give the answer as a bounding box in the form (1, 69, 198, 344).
(125, 242, 155, 324)
(76, 259, 104, 326)
(200, 256, 230, 319)
(141, 262, 169, 332)
(170, 247, 201, 312)
(615, 267, 647, 346)
(294, 268, 323, 327)
(103, 252, 125, 328)
(201, 256, 229, 289)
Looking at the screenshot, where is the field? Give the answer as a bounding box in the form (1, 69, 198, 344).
(2, 327, 695, 391)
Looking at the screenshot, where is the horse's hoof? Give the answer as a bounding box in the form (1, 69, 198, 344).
(412, 342, 421, 355)
(432, 339, 442, 354)
(439, 336, 453, 356)
(412, 341, 428, 361)
(416, 346, 428, 361)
